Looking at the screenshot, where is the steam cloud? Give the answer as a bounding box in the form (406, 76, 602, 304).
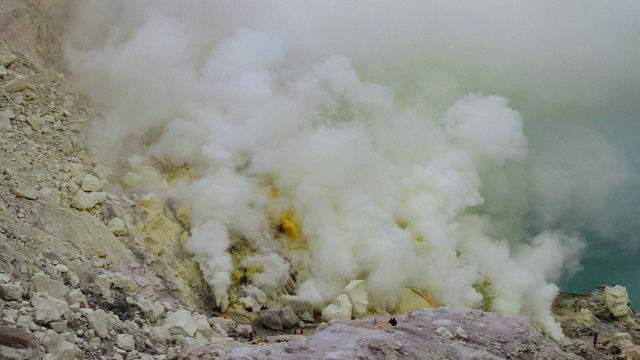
(64, 1, 640, 339)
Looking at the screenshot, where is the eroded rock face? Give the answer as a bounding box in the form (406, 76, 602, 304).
(182, 306, 581, 360)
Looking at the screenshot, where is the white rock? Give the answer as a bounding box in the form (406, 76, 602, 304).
(81, 174, 102, 191)
(342, 280, 368, 317)
(193, 313, 213, 338)
(134, 276, 149, 287)
(50, 320, 68, 333)
(209, 321, 228, 337)
(151, 326, 170, 342)
(65, 271, 80, 287)
(436, 327, 454, 340)
(0, 273, 11, 282)
(0, 44, 16, 66)
(32, 273, 69, 299)
(116, 334, 136, 351)
(4, 75, 29, 93)
(0, 283, 24, 301)
(163, 309, 199, 337)
(53, 264, 68, 273)
(3, 308, 18, 323)
(209, 317, 236, 336)
(0, 111, 10, 130)
(110, 273, 137, 292)
(65, 289, 88, 308)
(32, 293, 69, 324)
(322, 294, 352, 321)
(17, 314, 37, 331)
(139, 300, 165, 323)
(108, 217, 128, 236)
(26, 115, 44, 131)
(88, 336, 102, 349)
(10, 184, 39, 200)
(454, 326, 468, 339)
(41, 330, 82, 359)
(0, 65, 6, 78)
(235, 323, 252, 336)
(81, 308, 111, 338)
(70, 190, 107, 210)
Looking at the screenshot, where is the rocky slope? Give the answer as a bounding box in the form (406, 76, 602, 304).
(1, 3, 640, 360)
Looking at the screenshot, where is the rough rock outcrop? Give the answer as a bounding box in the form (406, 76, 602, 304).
(182, 306, 581, 359)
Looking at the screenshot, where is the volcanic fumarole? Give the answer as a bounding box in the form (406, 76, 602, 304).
(63, 1, 640, 340)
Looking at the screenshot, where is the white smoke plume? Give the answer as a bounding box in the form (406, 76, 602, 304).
(64, 1, 640, 339)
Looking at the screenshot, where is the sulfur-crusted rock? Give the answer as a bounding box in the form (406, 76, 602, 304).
(108, 217, 128, 236)
(603, 285, 631, 318)
(435, 326, 454, 340)
(0, 273, 11, 283)
(41, 330, 82, 360)
(32, 273, 69, 299)
(0, 43, 16, 66)
(397, 287, 431, 313)
(81, 174, 102, 192)
(65, 289, 88, 308)
(10, 184, 39, 200)
(32, 293, 69, 324)
(0, 283, 24, 301)
(577, 308, 593, 327)
(26, 115, 44, 131)
(70, 190, 107, 210)
(342, 280, 368, 317)
(81, 308, 111, 338)
(322, 294, 352, 321)
(163, 309, 199, 337)
(0, 111, 11, 130)
(189, 313, 214, 338)
(208, 317, 235, 336)
(116, 334, 135, 351)
(138, 299, 165, 323)
(110, 273, 137, 292)
(50, 321, 68, 333)
(4, 75, 29, 93)
(235, 323, 252, 336)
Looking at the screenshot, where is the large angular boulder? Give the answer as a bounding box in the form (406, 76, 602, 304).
(41, 330, 82, 360)
(32, 273, 69, 299)
(80, 308, 111, 338)
(342, 280, 368, 316)
(603, 285, 631, 318)
(280, 295, 314, 322)
(322, 294, 352, 321)
(163, 309, 210, 338)
(32, 294, 69, 324)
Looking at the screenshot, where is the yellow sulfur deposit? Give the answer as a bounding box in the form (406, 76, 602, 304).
(396, 287, 433, 313)
(136, 193, 210, 307)
(163, 163, 191, 184)
(473, 278, 495, 311)
(280, 212, 300, 238)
